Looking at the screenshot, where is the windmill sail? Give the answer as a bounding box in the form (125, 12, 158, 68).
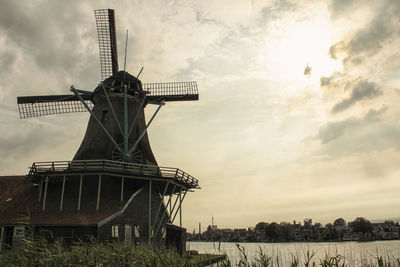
(144, 81, 199, 102)
(17, 94, 93, 119)
(95, 9, 119, 80)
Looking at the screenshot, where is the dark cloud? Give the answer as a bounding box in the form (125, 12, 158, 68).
(347, 17, 390, 56)
(347, 1, 400, 57)
(315, 117, 357, 144)
(364, 106, 388, 121)
(315, 106, 387, 144)
(332, 81, 382, 113)
(328, 0, 400, 64)
(0, 0, 98, 81)
(320, 72, 349, 90)
(328, 41, 345, 60)
(324, 0, 400, 127)
(328, 0, 358, 20)
(320, 76, 332, 87)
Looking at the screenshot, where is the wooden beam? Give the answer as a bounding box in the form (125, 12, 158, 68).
(97, 174, 102, 211)
(153, 184, 177, 238)
(179, 192, 182, 227)
(38, 180, 43, 202)
(152, 181, 170, 233)
(98, 187, 143, 227)
(172, 190, 187, 223)
(148, 180, 152, 245)
(169, 188, 183, 223)
(42, 177, 49, 211)
(120, 176, 125, 203)
(60, 176, 66, 211)
(78, 174, 83, 211)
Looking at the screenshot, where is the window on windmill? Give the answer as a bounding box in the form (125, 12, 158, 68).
(101, 110, 108, 123)
(129, 82, 137, 90)
(113, 80, 121, 87)
(134, 225, 140, 238)
(138, 83, 143, 91)
(112, 225, 119, 238)
(112, 80, 122, 93)
(129, 83, 138, 95)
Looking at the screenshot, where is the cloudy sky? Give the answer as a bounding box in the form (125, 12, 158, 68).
(0, 0, 399, 231)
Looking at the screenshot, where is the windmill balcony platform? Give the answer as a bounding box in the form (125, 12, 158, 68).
(27, 160, 199, 194)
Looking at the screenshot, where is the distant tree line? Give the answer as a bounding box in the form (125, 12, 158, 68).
(188, 217, 400, 243)
(254, 222, 296, 242)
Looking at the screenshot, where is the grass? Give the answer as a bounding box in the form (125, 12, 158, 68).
(1, 238, 399, 266)
(0, 237, 191, 266)
(229, 244, 400, 267)
(190, 253, 227, 266)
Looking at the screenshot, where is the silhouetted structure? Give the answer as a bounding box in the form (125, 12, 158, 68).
(0, 9, 199, 253)
(187, 218, 400, 243)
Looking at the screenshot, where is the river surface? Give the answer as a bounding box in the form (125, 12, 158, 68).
(187, 240, 400, 266)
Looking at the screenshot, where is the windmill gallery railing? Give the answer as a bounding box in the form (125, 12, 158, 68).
(27, 160, 199, 189)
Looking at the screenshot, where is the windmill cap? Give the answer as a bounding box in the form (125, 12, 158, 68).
(91, 71, 145, 101)
(103, 71, 141, 84)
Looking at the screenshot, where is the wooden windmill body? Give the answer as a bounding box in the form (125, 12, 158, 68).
(0, 9, 199, 253)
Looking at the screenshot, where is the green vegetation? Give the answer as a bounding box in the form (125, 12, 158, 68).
(1, 238, 399, 266)
(191, 217, 400, 243)
(0, 237, 192, 266)
(190, 253, 227, 266)
(232, 244, 400, 267)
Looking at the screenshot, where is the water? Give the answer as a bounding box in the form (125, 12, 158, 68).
(187, 240, 400, 266)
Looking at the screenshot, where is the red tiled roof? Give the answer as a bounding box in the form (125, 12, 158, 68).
(0, 176, 122, 225)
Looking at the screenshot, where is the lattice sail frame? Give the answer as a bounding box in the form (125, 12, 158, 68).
(143, 81, 198, 98)
(143, 81, 199, 102)
(17, 81, 198, 118)
(17, 95, 93, 119)
(94, 9, 119, 80)
(18, 101, 93, 119)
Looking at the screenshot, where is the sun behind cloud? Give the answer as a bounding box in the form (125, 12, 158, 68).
(257, 10, 343, 92)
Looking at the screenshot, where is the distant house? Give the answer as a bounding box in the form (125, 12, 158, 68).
(292, 222, 304, 241)
(372, 223, 400, 240)
(234, 228, 247, 239)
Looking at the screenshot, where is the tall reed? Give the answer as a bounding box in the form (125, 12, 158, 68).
(0, 236, 190, 266)
(1, 238, 399, 266)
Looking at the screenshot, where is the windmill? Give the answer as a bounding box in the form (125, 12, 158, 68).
(13, 9, 199, 251)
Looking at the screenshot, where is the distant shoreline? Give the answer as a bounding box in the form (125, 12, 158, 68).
(187, 239, 400, 244)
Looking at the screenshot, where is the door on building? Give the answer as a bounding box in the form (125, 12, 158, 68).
(124, 225, 132, 244)
(2, 226, 14, 250)
(133, 225, 140, 238)
(133, 225, 140, 245)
